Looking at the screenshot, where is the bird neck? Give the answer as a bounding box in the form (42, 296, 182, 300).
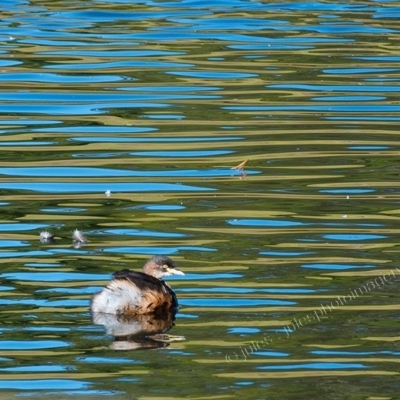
(143, 264, 163, 279)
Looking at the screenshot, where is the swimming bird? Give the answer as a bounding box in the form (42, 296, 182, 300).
(90, 255, 185, 315)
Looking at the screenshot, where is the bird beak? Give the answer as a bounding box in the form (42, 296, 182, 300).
(165, 266, 185, 276)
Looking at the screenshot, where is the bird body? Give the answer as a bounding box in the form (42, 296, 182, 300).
(91, 256, 184, 315)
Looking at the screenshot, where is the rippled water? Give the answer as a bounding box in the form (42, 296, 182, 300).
(1, 0, 400, 398)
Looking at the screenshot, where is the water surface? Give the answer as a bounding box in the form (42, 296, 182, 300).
(0, 0, 400, 398)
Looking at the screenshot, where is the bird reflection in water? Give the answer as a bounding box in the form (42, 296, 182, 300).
(92, 309, 184, 350)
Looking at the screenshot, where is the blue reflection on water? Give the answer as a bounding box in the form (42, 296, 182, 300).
(0, 141, 55, 146)
(0, 166, 244, 177)
(23, 327, 70, 332)
(37, 287, 100, 295)
(0, 73, 126, 83)
(39, 50, 185, 57)
(143, 114, 185, 120)
(0, 223, 48, 231)
(24, 263, 61, 268)
(324, 67, 400, 74)
(70, 136, 243, 142)
(268, 83, 400, 92)
(121, 85, 220, 92)
(180, 299, 296, 306)
(320, 189, 375, 194)
(0, 60, 22, 67)
(312, 95, 386, 101)
(0, 240, 29, 247)
(302, 263, 374, 270)
(1, 272, 108, 281)
(328, 116, 400, 121)
(0, 365, 72, 372)
(254, 351, 290, 357)
(77, 356, 139, 364)
(98, 228, 185, 238)
(0, 380, 89, 390)
(324, 234, 386, 240)
(348, 145, 389, 150)
(34, 126, 156, 133)
(224, 104, 400, 112)
(0, 251, 52, 258)
(180, 287, 315, 293)
(228, 327, 260, 334)
(0, 299, 87, 307)
(0, 182, 214, 193)
(233, 44, 313, 50)
(0, 102, 169, 115)
(128, 204, 185, 211)
(227, 219, 304, 227)
(167, 71, 258, 79)
(41, 207, 86, 213)
(258, 362, 367, 370)
(2, 270, 240, 282)
(176, 273, 242, 280)
(261, 250, 315, 256)
(104, 246, 216, 254)
(312, 350, 400, 356)
(45, 61, 194, 70)
(130, 150, 233, 157)
(0, 340, 70, 350)
(0, 286, 14, 291)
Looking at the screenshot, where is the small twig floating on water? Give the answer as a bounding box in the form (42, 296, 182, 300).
(231, 159, 248, 180)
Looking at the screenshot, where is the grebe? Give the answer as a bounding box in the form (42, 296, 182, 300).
(90, 255, 184, 315)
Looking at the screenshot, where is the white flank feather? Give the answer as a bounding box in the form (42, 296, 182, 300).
(91, 280, 142, 315)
